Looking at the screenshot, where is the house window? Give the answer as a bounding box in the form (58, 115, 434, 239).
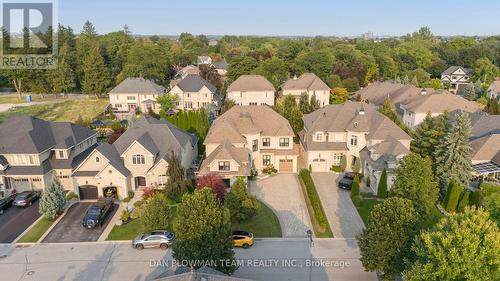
(350, 135, 358, 146)
(29, 155, 34, 164)
(132, 155, 145, 165)
(187, 93, 191, 98)
(127, 96, 136, 100)
(316, 133, 323, 141)
(96, 157, 100, 163)
(252, 140, 258, 152)
(249, 102, 258, 106)
(185, 102, 193, 109)
(262, 138, 270, 147)
(279, 138, 290, 147)
(263, 155, 271, 166)
(59, 151, 64, 158)
(332, 153, 343, 165)
(218, 161, 230, 171)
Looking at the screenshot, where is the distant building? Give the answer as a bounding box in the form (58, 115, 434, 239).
(487, 77, 500, 101)
(441, 66, 472, 94)
(109, 77, 166, 115)
(213, 59, 228, 76)
(227, 75, 275, 106)
(282, 73, 330, 107)
(197, 56, 212, 65)
(169, 74, 221, 115)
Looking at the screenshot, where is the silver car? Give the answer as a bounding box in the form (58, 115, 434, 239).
(132, 230, 175, 250)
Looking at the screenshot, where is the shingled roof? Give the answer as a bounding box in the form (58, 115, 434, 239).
(0, 115, 96, 154)
(175, 74, 217, 93)
(227, 75, 275, 92)
(404, 92, 480, 113)
(441, 66, 472, 76)
(109, 77, 165, 94)
(282, 73, 330, 91)
(204, 106, 294, 144)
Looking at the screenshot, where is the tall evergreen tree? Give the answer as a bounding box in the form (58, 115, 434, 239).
(474, 78, 483, 97)
(81, 43, 110, 98)
(463, 83, 476, 101)
(39, 178, 67, 220)
(485, 98, 499, 115)
(411, 112, 448, 163)
(310, 93, 320, 111)
(377, 168, 388, 198)
(75, 21, 98, 85)
(164, 152, 191, 200)
(298, 93, 310, 113)
(48, 43, 75, 94)
(434, 112, 472, 188)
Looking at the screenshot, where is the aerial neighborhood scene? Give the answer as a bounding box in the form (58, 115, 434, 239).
(0, 1, 499, 281)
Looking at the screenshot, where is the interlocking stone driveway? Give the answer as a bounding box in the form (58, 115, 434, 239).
(312, 173, 365, 238)
(249, 174, 312, 237)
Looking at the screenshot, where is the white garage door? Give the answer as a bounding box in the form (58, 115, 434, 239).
(311, 159, 327, 172)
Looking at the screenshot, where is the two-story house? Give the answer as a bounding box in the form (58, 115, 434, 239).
(169, 74, 221, 115)
(72, 116, 198, 199)
(487, 77, 500, 101)
(109, 77, 166, 116)
(358, 82, 480, 128)
(199, 106, 298, 185)
(0, 116, 97, 197)
(300, 102, 412, 193)
(197, 56, 212, 65)
(282, 73, 330, 107)
(441, 66, 472, 94)
(227, 75, 276, 106)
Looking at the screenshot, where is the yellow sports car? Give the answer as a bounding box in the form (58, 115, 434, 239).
(232, 230, 254, 249)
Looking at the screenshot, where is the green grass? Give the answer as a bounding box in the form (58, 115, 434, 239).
(106, 217, 146, 241)
(0, 94, 57, 104)
(0, 98, 109, 123)
(231, 200, 282, 238)
(17, 217, 54, 243)
(298, 169, 334, 238)
(354, 198, 382, 225)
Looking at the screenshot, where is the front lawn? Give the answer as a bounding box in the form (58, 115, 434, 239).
(231, 200, 282, 238)
(0, 95, 57, 104)
(106, 217, 146, 241)
(354, 198, 381, 225)
(0, 98, 109, 123)
(17, 217, 54, 243)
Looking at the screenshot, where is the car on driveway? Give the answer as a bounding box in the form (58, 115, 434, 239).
(82, 198, 114, 228)
(13, 191, 40, 207)
(0, 195, 14, 214)
(132, 230, 175, 250)
(232, 230, 254, 249)
(338, 173, 356, 190)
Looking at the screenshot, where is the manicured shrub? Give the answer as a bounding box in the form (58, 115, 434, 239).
(351, 174, 360, 204)
(142, 186, 156, 200)
(262, 164, 278, 175)
(352, 158, 361, 174)
(224, 177, 259, 222)
(444, 180, 463, 212)
(377, 168, 388, 198)
(468, 190, 481, 207)
(120, 209, 131, 223)
(330, 165, 342, 173)
(66, 191, 79, 201)
(141, 193, 172, 230)
(339, 155, 347, 172)
(128, 191, 135, 199)
(122, 197, 131, 203)
(133, 200, 144, 209)
(299, 169, 330, 231)
(456, 191, 469, 212)
(196, 173, 227, 201)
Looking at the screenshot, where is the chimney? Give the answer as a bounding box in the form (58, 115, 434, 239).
(420, 88, 427, 95)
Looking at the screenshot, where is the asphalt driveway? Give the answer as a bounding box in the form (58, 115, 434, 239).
(42, 202, 118, 243)
(312, 173, 365, 238)
(0, 200, 41, 243)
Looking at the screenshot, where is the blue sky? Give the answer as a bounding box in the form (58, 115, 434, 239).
(59, 0, 499, 36)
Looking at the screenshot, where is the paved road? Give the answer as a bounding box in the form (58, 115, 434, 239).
(0, 239, 376, 281)
(0, 201, 41, 243)
(43, 202, 118, 243)
(249, 174, 312, 238)
(312, 173, 365, 238)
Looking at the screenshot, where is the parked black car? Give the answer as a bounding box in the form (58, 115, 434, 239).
(0, 195, 14, 214)
(13, 191, 40, 207)
(338, 173, 356, 190)
(82, 198, 114, 228)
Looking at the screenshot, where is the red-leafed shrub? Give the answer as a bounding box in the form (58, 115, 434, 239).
(142, 186, 156, 200)
(196, 173, 228, 201)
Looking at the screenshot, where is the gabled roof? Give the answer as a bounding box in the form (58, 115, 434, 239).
(282, 73, 330, 91)
(449, 110, 500, 140)
(179, 65, 200, 77)
(109, 77, 165, 94)
(490, 78, 500, 93)
(356, 82, 437, 107)
(371, 139, 410, 156)
(204, 106, 294, 144)
(302, 102, 411, 141)
(94, 143, 130, 176)
(404, 92, 480, 113)
(113, 116, 198, 163)
(227, 75, 275, 92)
(198, 141, 250, 177)
(0, 115, 96, 154)
(471, 134, 500, 163)
(213, 60, 228, 70)
(175, 74, 217, 93)
(50, 143, 98, 170)
(441, 66, 472, 76)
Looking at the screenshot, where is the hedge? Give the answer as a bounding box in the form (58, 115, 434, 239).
(299, 169, 332, 237)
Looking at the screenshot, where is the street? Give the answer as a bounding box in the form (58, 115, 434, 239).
(0, 239, 376, 281)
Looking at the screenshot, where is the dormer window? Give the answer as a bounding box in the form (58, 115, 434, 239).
(316, 133, 323, 141)
(218, 161, 230, 171)
(132, 155, 145, 165)
(59, 151, 64, 158)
